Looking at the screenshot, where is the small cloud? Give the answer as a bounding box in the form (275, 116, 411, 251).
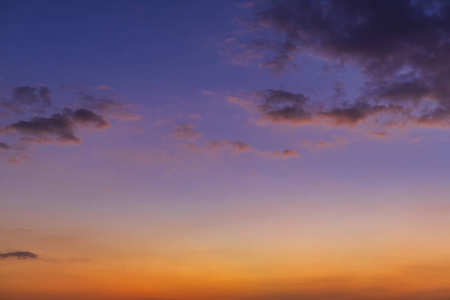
(1, 108, 110, 145)
(0, 251, 38, 259)
(12, 86, 51, 107)
(94, 85, 114, 90)
(271, 149, 299, 158)
(188, 113, 202, 119)
(367, 131, 389, 138)
(171, 123, 202, 139)
(7, 154, 30, 164)
(237, 1, 255, 9)
(409, 137, 423, 143)
(59, 85, 87, 90)
(183, 139, 299, 160)
(224, 37, 236, 43)
(227, 96, 255, 112)
(60, 85, 112, 91)
(80, 94, 140, 121)
(206, 140, 254, 153)
(217, 38, 264, 66)
(301, 137, 348, 151)
(106, 111, 142, 121)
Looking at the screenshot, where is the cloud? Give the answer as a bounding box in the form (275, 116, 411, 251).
(80, 94, 125, 111)
(206, 140, 254, 152)
(12, 86, 51, 106)
(0, 102, 21, 113)
(217, 38, 264, 66)
(59, 85, 113, 91)
(237, 0, 450, 129)
(94, 85, 113, 90)
(1, 108, 110, 144)
(301, 137, 348, 151)
(171, 123, 202, 139)
(317, 102, 404, 126)
(0, 84, 140, 162)
(234, 88, 427, 130)
(271, 149, 299, 157)
(6, 153, 30, 164)
(367, 131, 389, 138)
(0, 251, 38, 259)
(80, 94, 141, 121)
(257, 89, 313, 125)
(227, 96, 255, 112)
(185, 139, 299, 159)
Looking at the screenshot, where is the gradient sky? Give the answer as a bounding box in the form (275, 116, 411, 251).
(2, 1, 450, 300)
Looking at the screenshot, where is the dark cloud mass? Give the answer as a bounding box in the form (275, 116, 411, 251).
(256, 89, 404, 126)
(0, 251, 38, 259)
(0, 85, 139, 162)
(2, 108, 110, 144)
(248, 0, 450, 128)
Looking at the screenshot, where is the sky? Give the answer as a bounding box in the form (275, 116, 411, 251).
(1, 1, 450, 299)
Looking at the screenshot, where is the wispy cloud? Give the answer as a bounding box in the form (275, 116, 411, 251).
(0, 251, 38, 259)
(171, 123, 202, 139)
(183, 139, 298, 159)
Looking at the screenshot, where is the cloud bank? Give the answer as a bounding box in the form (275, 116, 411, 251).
(232, 0, 450, 130)
(0, 85, 139, 162)
(2, 108, 110, 144)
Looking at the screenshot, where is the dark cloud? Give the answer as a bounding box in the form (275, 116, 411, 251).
(245, 0, 450, 128)
(171, 123, 202, 139)
(0, 84, 137, 162)
(318, 102, 403, 126)
(39, 86, 51, 106)
(1, 108, 110, 144)
(65, 108, 110, 128)
(255, 89, 404, 126)
(0, 251, 38, 259)
(258, 89, 313, 124)
(253, 0, 450, 75)
(12, 86, 51, 106)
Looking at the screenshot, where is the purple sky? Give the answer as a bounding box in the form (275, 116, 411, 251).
(1, 1, 450, 300)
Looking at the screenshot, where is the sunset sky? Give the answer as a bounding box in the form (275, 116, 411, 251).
(1, 1, 450, 299)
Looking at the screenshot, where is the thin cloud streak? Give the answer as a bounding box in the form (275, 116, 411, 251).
(0, 251, 38, 259)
